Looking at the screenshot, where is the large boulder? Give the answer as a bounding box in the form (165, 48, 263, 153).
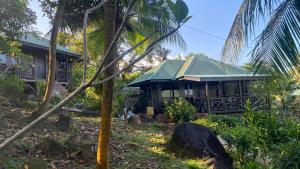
(127, 114, 143, 128)
(2, 111, 23, 119)
(157, 113, 169, 123)
(171, 123, 233, 169)
(0, 118, 9, 128)
(56, 114, 73, 132)
(39, 138, 65, 157)
(67, 134, 96, 161)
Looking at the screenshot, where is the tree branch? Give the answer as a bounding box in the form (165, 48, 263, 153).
(0, 9, 183, 151)
(83, 0, 107, 83)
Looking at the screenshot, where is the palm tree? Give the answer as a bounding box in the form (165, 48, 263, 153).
(222, 0, 300, 76)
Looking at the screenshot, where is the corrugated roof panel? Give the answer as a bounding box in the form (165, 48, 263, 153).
(177, 55, 249, 77)
(128, 55, 266, 86)
(20, 33, 80, 57)
(129, 60, 184, 86)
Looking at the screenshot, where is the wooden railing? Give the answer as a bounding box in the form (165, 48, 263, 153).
(163, 96, 267, 114)
(191, 96, 267, 113)
(55, 71, 70, 82)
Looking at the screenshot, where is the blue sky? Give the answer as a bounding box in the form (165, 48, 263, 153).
(29, 0, 250, 64)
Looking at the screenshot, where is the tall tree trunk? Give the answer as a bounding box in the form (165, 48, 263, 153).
(32, 0, 66, 118)
(97, 0, 116, 168)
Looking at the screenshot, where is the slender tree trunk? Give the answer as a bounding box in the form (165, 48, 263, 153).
(32, 0, 66, 118)
(97, 0, 116, 168)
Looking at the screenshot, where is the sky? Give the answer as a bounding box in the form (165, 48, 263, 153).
(29, 0, 250, 65)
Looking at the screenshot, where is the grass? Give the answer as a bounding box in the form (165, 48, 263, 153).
(110, 120, 208, 169)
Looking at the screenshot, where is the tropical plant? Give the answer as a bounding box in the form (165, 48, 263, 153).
(165, 98, 196, 123)
(222, 0, 300, 76)
(0, 75, 25, 101)
(0, 0, 36, 54)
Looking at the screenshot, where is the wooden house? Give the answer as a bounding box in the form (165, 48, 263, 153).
(0, 33, 81, 85)
(128, 55, 269, 115)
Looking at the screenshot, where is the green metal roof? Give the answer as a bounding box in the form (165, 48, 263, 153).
(20, 33, 80, 58)
(176, 55, 249, 78)
(129, 60, 184, 85)
(128, 55, 267, 86)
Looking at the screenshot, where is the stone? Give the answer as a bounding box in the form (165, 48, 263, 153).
(2, 112, 23, 119)
(40, 138, 65, 156)
(0, 118, 9, 128)
(157, 113, 169, 123)
(26, 159, 48, 169)
(127, 114, 143, 128)
(171, 123, 233, 169)
(56, 114, 73, 132)
(67, 134, 95, 161)
(138, 114, 153, 123)
(0, 100, 12, 107)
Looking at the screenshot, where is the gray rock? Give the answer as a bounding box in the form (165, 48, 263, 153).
(0, 118, 9, 128)
(40, 138, 65, 156)
(171, 123, 233, 169)
(26, 159, 48, 169)
(67, 134, 95, 161)
(56, 114, 73, 132)
(157, 113, 169, 123)
(1, 101, 12, 107)
(2, 112, 23, 119)
(128, 114, 143, 128)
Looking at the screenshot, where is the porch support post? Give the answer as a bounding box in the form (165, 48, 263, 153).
(218, 81, 223, 97)
(206, 81, 211, 113)
(179, 82, 185, 98)
(66, 56, 69, 82)
(239, 81, 243, 97)
(239, 81, 243, 111)
(151, 84, 162, 115)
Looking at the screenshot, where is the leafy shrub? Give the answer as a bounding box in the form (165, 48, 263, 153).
(208, 114, 242, 128)
(240, 160, 266, 169)
(193, 118, 221, 131)
(0, 75, 24, 100)
(112, 93, 127, 117)
(36, 80, 46, 100)
(50, 92, 63, 105)
(165, 98, 196, 123)
(274, 141, 300, 169)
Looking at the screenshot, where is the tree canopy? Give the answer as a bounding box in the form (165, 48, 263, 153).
(0, 0, 36, 54)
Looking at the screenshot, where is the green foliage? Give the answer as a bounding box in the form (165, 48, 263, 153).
(274, 141, 300, 169)
(165, 98, 196, 123)
(0, 0, 36, 54)
(193, 108, 300, 168)
(240, 160, 266, 169)
(36, 80, 46, 100)
(0, 75, 24, 100)
(50, 93, 63, 106)
(112, 94, 127, 117)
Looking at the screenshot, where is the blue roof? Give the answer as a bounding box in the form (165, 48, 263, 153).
(20, 33, 80, 58)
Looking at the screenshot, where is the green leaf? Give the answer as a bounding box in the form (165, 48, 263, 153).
(182, 15, 192, 24)
(174, 0, 189, 23)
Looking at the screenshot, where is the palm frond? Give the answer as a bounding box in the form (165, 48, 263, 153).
(221, 0, 281, 63)
(251, 0, 300, 75)
(222, 0, 300, 77)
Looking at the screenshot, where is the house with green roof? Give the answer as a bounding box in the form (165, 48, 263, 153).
(129, 55, 269, 114)
(0, 32, 81, 84)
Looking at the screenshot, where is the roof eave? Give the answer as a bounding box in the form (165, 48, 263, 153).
(21, 41, 81, 59)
